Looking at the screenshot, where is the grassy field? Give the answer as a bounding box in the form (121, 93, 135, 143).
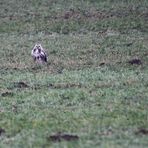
(0, 0, 148, 147)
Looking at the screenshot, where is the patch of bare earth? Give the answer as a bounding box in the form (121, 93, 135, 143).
(1, 91, 14, 97)
(13, 81, 29, 88)
(135, 128, 148, 135)
(128, 58, 142, 65)
(48, 132, 79, 142)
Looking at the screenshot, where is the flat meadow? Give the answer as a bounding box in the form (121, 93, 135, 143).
(0, 0, 148, 147)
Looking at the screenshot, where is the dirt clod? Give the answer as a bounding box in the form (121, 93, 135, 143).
(135, 128, 148, 135)
(48, 132, 79, 142)
(128, 58, 142, 65)
(1, 92, 14, 97)
(13, 81, 29, 88)
(99, 62, 105, 66)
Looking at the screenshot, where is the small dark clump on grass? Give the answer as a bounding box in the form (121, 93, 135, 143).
(48, 132, 79, 142)
(1, 92, 14, 97)
(135, 128, 148, 135)
(128, 58, 142, 65)
(0, 128, 5, 136)
(13, 81, 29, 88)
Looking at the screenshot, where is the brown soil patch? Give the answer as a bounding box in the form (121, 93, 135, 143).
(99, 62, 106, 66)
(135, 128, 148, 135)
(13, 81, 29, 88)
(48, 132, 79, 142)
(1, 92, 14, 97)
(128, 58, 142, 65)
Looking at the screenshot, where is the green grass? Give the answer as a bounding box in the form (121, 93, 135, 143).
(0, 0, 148, 147)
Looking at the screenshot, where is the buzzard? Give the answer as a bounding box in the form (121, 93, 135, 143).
(31, 43, 47, 63)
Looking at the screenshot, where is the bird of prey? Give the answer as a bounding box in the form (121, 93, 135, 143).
(31, 43, 47, 63)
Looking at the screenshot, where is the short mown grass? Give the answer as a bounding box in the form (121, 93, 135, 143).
(0, 0, 148, 147)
